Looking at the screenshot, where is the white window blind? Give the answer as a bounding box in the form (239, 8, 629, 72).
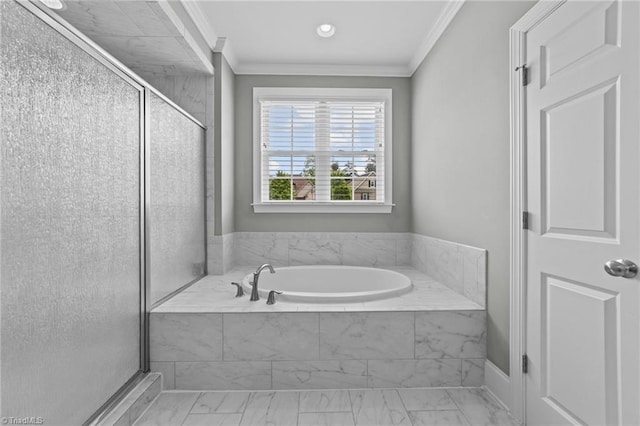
(259, 99, 385, 204)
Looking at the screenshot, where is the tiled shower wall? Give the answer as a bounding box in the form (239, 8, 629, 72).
(207, 232, 486, 307)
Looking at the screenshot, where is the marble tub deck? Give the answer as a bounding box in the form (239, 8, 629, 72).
(150, 266, 486, 391)
(152, 266, 483, 313)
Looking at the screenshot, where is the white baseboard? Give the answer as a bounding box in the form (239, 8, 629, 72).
(483, 360, 512, 411)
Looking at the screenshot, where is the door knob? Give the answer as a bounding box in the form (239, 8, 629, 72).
(604, 259, 638, 278)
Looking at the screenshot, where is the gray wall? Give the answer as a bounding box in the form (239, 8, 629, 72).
(1, 1, 140, 422)
(411, 1, 534, 374)
(214, 53, 236, 235)
(234, 75, 411, 232)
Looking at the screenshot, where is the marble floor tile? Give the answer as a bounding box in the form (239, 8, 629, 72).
(299, 390, 352, 413)
(239, 391, 299, 426)
(349, 390, 411, 426)
(396, 388, 458, 411)
(133, 388, 517, 426)
(408, 410, 470, 426)
(182, 413, 242, 426)
(191, 392, 251, 414)
(446, 388, 518, 426)
(298, 412, 355, 426)
(132, 392, 199, 426)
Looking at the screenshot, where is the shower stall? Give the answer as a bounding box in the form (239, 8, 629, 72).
(0, 1, 207, 423)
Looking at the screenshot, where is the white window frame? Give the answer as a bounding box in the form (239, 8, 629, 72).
(252, 87, 393, 213)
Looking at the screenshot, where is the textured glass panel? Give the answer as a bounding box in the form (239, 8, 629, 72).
(149, 92, 205, 304)
(1, 2, 141, 423)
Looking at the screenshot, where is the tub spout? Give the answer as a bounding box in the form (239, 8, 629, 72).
(251, 263, 276, 301)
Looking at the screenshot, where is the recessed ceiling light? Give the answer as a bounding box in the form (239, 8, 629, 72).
(41, 0, 65, 10)
(317, 24, 335, 38)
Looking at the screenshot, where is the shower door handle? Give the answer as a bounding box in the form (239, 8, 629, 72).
(604, 259, 638, 278)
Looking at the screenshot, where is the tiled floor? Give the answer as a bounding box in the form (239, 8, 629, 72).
(133, 387, 519, 426)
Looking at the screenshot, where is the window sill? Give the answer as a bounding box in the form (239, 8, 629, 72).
(252, 203, 394, 214)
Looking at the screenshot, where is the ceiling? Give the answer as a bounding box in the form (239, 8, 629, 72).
(55, 0, 214, 75)
(182, 0, 464, 76)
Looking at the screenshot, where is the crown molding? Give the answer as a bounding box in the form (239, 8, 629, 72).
(180, 1, 216, 48)
(179, 0, 239, 72)
(234, 62, 412, 77)
(180, 0, 463, 77)
(407, 0, 465, 75)
(219, 40, 240, 73)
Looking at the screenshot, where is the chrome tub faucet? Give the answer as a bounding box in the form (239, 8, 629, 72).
(231, 282, 244, 297)
(250, 263, 275, 301)
(266, 290, 282, 305)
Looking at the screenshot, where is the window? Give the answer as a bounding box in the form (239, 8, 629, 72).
(253, 88, 393, 213)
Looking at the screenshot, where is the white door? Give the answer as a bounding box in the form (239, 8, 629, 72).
(525, 1, 639, 425)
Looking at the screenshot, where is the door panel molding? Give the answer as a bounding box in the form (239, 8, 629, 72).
(540, 76, 619, 241)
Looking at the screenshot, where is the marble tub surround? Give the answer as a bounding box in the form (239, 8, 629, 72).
(231, 232, 411, 271)
(411, 234, 487, 307)
(132, 388, 518, 426)
(152, 266, 481, 313)
(207, 233, 235, 275)
(149, 267, 486, 391)
(204, 232, 486, 309)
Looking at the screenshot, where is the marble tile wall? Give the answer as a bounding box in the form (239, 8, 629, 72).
(149, 310, 486, 391)
(411, 234, 487, 307)
(230, 232, 411, 270)
(207, 233, 235, 275)
(207, 232, 486, 307)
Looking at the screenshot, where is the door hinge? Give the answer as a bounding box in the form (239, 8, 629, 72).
(522, 354, 529, 374)
(522, 211, 530, 230)
(515, 64, 529, 86)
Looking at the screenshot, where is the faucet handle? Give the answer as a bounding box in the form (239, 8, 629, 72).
(231, 282, 244, 297)
(266, 290, 282, 305)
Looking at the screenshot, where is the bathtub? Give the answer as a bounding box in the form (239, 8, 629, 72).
(241, 265, 412, 303)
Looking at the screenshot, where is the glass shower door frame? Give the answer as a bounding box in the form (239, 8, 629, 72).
(12, 1, 206, 424)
